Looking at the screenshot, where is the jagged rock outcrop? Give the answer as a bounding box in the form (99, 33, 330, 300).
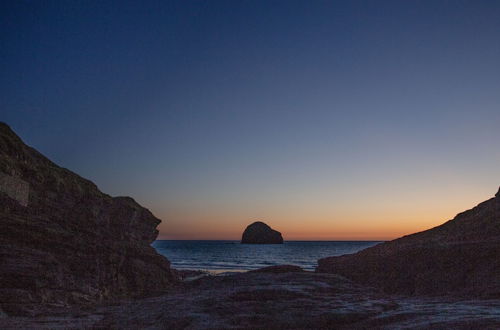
(0, 122, 176, 316)
(317, 187, 500, 297)
(241, 221, 283, 244)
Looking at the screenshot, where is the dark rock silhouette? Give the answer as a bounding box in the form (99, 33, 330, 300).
(0, 122, 176, 316)
(250, 265, 304, 273)
(317, 187, 500, 297)
(241, 221, 283, 244)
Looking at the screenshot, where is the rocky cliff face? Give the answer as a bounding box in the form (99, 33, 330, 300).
(0, 123, 176, 316)
(317, 188, 500, 297)
(241, 221, 284, 244)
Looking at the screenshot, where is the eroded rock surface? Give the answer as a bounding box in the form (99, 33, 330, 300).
(241, 221, 283, 244)
(317, 187, 500, 297)
(1, 271, 499, 329)
(0, 122, 176, 316)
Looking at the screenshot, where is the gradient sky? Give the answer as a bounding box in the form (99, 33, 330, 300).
(2, 0, 499, 240)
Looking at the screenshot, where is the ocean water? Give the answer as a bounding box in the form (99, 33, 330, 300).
(152, 240, 382, 272)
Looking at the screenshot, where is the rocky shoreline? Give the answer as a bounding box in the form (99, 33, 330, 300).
(2, 268, 500, 329)
(317, 187, 500, 298)
(0, 122, 177, 316)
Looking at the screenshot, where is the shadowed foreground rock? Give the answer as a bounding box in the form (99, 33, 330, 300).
(2, 271, 500, 329)
(317, 187, 500, 297)
(241, 221, 283, 244)
(0, 122, 176, 316)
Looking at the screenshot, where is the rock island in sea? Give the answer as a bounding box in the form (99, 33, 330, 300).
(241, 221, 284, 244)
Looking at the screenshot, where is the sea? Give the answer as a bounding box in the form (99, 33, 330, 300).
(152, 240, 382, 273)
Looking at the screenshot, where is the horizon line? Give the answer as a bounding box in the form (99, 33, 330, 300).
(154, 239, 387, 242)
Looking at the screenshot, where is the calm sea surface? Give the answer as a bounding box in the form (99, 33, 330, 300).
(152, 240, 382, 272)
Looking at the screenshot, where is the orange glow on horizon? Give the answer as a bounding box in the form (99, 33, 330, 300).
(157, 222, 440, 241)
(153, 185, 496, 241)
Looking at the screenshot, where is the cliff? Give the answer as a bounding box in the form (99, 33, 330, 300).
(0, 122, 176, 315)
(317, 187, 500, 297)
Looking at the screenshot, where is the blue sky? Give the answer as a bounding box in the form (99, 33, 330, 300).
(2, 0, 500, 239)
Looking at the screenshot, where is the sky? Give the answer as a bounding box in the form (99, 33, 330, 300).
(1, 0, 499, 240)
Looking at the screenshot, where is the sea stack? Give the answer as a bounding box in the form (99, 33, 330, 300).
(241, 221, 284, 244)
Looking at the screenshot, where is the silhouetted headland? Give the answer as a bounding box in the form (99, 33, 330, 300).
(0, 122, 176, 316)
(317, 186, 500, 297)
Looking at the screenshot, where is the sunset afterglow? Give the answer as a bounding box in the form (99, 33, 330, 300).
(3, 1, 499, 240)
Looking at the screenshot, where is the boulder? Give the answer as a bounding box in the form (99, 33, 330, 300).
(317, 187, 500, 298)
(0, 122, 177, 315)
(241, 221, 283, 244)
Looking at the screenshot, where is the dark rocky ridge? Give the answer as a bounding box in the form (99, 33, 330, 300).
(241, 221, 283, 244)
(317, 187, 500, 297)
(0, 122, 176, 316)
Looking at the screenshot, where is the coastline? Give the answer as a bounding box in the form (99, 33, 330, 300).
(2, 123, 499, 329)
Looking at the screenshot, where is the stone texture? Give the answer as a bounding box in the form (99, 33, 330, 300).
(241, 221, 284, 244)
(0, 172, 29, 206)
(0, 122, 177, 316)
(317, 187, 500, 297)
(2, 271, 500, 329)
